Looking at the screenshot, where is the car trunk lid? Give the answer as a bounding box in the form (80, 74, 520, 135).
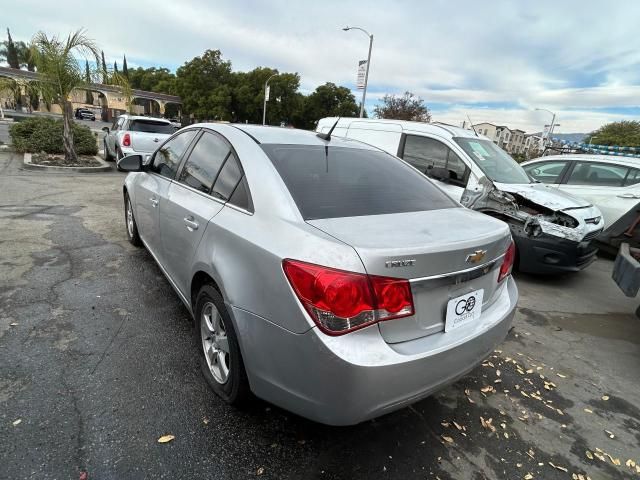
(307, 208, 512, 343)
(127, 131, 171, 153)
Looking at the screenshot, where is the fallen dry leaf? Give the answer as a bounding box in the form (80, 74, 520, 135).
(453, 421, 463, 431)
(584, 408, 593, 414)
(481, 385, 495, 393)
(257, 467, 265, 476)
(441, 421, 450, 427)
(586, 451, 593, 460)
(605, 429, 615, 439)
(441, 435, 454, 444)
(556, 373, 567, 378)
(625, 459, 636, 468)
(601, 395, 610, 401)
(157, 434, 175, 444)
(10, 322, 18, 326)
(12, 419, 21, 426)
(549, 462, 568, 472)
(203, 417, 210, 425)
(496, 369, 501, 377)
(524, 473, 534, 479)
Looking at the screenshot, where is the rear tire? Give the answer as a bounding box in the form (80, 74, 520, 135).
(195, 285, 250, 405)
(104, 139, 114, 161)
(124, 193, 142, 247)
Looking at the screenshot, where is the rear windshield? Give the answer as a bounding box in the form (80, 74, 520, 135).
(262, 144, 458, 220)
(129, 120, 175, 134)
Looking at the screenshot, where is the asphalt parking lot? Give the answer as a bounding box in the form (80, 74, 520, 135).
(1, 150, 640, 480)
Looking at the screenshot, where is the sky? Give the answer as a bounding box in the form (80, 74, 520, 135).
(3, 0, 640, 133)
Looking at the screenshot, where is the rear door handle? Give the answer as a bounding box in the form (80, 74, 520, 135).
(617, 193, 640, 199)
(150, 197, 159, 207)
(184, 217, 199, 231)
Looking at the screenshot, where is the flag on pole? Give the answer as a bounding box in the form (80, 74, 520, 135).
(357, 60, 367, 89)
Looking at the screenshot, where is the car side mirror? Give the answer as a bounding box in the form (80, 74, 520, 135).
(101, 127, 110, 133)
(118, 154, 143, 172)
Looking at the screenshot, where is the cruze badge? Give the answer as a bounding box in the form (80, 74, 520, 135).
(385, 259, 416, 268)
(466, 249, 487, 264)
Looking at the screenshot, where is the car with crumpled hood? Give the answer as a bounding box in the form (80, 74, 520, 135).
(317, 118, 605, 274)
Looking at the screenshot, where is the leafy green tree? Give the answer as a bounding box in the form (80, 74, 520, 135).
(585, 121, 640, 147)
(84, 60, 94, 104)
(175, 49, 233, 120)
(128, 67, 176, 94)
(114, 61, 119, 75)
(100, 50, 108, 84)
(122, 55, 129, 79)
(230, 67, 302, 125)
(297, 82, 359, 129)
(374, 91, 431, 122)
(31, 30, 129, 161)
(0, 77, 17, 118)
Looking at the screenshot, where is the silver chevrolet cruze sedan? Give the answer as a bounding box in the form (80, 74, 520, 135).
(119, 123, 518, 425)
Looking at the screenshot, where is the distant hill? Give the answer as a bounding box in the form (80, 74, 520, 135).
(532, 132, 588, 143)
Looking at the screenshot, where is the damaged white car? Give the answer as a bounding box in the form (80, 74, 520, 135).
(317, 118, 605, 274)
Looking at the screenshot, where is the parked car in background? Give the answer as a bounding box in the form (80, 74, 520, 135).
(317, 118, 605, 274)
(102, 115, 175, 164)
(118, 123, 518, 425)
(522, 154, 640, 230)
(74, 108, 95, 121)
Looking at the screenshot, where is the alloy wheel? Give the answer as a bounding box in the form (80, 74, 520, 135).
(200, 302, 231, 384)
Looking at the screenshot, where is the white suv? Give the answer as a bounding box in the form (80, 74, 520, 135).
(522, 154, 640, 229)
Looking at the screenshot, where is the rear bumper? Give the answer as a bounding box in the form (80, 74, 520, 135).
(515, 234, 598, 274)
(230, 276, 517, 426)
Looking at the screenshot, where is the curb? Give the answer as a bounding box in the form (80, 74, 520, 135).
(23, 152, 113, 173)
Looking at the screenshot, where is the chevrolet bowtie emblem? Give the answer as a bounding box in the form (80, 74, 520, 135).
(466, 249, 487, 264)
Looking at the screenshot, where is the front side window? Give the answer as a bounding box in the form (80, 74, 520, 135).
(454, 137, 531, 184)
(523, 161, 568, 183)
(402, 135, 469, 187)
(567, 161, 629, 187)
(178, 132, 229, 193)
(262, 144, 458, 220)
(152, 130, 198, 179)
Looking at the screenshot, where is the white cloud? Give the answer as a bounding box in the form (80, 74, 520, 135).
(3, 0, 640, 132)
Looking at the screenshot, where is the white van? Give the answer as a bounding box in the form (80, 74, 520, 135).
(316, 117, 605, 274)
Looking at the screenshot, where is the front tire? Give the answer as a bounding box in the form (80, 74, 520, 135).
(195, 285, 250, 405)
(116, 148, 124, 171)
(124, 193, 142, 247)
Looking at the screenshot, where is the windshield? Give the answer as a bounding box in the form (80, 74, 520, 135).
(262, 144, 458, 220)
(129, 120, 175, 134)
(454, 137, 531, 184)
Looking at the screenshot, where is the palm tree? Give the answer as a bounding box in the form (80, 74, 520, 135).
(30, 30, 102, 162)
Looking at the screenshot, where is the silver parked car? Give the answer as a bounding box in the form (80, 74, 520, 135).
(119, 123, 518, 425)
(102, 114, 176, 164)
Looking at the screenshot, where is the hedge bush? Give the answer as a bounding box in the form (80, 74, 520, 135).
(9, 117, 98, 155)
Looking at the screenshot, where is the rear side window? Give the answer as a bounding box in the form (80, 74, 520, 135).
(129, 120, 175, 134)
(212, 153, 243, 202)
(178, 132, 229, 193)
(152, 130, 198, 179)
(625, 168, 640, 186)
(567, 161, 628, 187)
(262, 144, 457, 220)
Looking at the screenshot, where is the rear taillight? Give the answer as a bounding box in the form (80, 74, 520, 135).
(122, 133, 131, 147)
(283, 259, 414, 336)
(498, 241, 516, 283)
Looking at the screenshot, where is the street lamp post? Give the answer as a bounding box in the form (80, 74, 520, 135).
(262, 73, 278, 125)
(535, 108, 557, 150)
(343, 26, 373, 118)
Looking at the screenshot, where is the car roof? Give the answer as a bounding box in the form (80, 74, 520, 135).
(120, 115, 171, 123)
(318, 117, 483, 140)
(524, 154, 640, 168)
(207, 123, 381, 149)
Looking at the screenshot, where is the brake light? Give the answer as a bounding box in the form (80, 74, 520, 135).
(122, 133, 131, 147)
(498, 241, 516, 283)
(283, 259, 414, 335)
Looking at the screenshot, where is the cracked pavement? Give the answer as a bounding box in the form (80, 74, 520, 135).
(1, 151, 639, 479)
